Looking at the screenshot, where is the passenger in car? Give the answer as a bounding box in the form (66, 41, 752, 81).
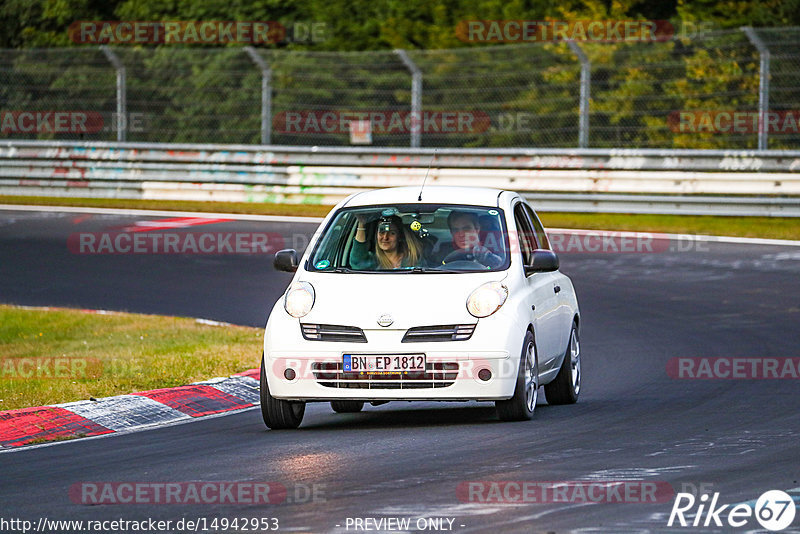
(438, 211, 504, 268)
(350, 214, 425, 270)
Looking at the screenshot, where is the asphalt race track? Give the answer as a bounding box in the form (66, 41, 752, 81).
(1, 208, 799, 533)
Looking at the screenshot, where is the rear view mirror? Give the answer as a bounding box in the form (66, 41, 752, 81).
(524, 249, 559, 275)
(274, 249, 299, 272)
(404, 213, 436, 225)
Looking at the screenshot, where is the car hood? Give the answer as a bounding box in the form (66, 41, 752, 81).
(296, 271, 507, 330)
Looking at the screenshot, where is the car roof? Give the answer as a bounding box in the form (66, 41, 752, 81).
(343, 186, 508, 208)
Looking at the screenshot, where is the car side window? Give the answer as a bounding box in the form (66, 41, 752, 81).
(523, 203, 550, 250)
(513, 203, 536, 266)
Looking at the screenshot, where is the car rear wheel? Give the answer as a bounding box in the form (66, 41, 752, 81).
(330, 401, 365, 413)
(260, 359, 305, 429)
(544, 322, 581, 405)
(496, 331, 538, 421)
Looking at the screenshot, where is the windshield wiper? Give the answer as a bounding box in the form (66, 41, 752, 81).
(404, 267, 464, 273)
(329, 266, 477, 274)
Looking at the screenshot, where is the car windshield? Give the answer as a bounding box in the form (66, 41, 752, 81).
(308, 204, 510, 273)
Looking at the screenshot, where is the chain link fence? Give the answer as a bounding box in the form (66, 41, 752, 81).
(1, 27, 799, 149)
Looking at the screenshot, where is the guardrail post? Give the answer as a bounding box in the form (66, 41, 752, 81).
(742, 27, 770, 151)
(395, 49, 422, 148)
(244, 47, 272, 146)
(100, 46, 126, 142)
(567, 41, 590, 148)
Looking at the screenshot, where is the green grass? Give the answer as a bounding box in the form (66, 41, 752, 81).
(26, 433, 85, 445)
(539, 213, 800, 241)
(0, 305, 262, 411)
(0, 195, 333, 218)
(1, 195, 798, 240)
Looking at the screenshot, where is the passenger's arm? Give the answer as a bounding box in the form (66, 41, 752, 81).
(355, 214, 367, 244)
(349, 233, 373, 269)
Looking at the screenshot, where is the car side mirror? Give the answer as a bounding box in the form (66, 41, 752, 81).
(274, 249, 299, 272)
(524, 249, 559, 275)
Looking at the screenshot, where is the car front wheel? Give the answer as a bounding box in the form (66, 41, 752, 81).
(544, 322, 581, 405)
(496, 331, 538, 421)
(260, 359, 305, 429)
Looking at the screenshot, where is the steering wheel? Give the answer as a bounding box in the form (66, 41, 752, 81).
(441, 249, 485, 270)
(442, 249, 471, 264)
(441, 260, 486, 270)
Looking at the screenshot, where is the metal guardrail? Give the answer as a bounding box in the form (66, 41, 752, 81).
(1, 141, 799, 216)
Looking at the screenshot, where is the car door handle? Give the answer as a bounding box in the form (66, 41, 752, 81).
(553, 285, 561, 294)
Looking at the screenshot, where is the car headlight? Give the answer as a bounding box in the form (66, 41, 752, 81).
(466, 281, 508, 318)
(284, 282, 315, 318)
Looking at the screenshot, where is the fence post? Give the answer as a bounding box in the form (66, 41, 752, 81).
(741, 27, 770, 150)
(99, 46, 126, 142)
(567, 41, 590, 148)
(244, 47, 272, 146)
(395, 49, 422, 148)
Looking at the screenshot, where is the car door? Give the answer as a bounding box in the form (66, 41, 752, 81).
(524, 202, 573, 354)
(512, 201, 561, 368)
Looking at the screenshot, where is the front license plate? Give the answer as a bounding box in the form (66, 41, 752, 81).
(343, 354, 426, 374)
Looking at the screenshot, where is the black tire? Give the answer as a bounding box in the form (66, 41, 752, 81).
(259, 359, 305, 429)
(544, 321, 581, 405)
(496, 331, 538, 421)
(330, 401, 365, 413)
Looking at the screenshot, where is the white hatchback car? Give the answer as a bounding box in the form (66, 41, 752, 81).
(261, 186, 580, 429)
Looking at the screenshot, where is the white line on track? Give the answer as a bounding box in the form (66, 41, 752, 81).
(548, 227, 800, 248)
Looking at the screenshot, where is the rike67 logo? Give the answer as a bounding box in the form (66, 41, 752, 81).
(668, 490, 796, 531)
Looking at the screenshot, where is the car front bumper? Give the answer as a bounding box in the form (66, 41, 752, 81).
(263, 309, 526, 402)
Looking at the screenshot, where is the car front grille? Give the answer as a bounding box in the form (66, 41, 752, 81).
(401, 324, 477, 343)
(311, 361, 459, 389)
(301, 324, 367, 343)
